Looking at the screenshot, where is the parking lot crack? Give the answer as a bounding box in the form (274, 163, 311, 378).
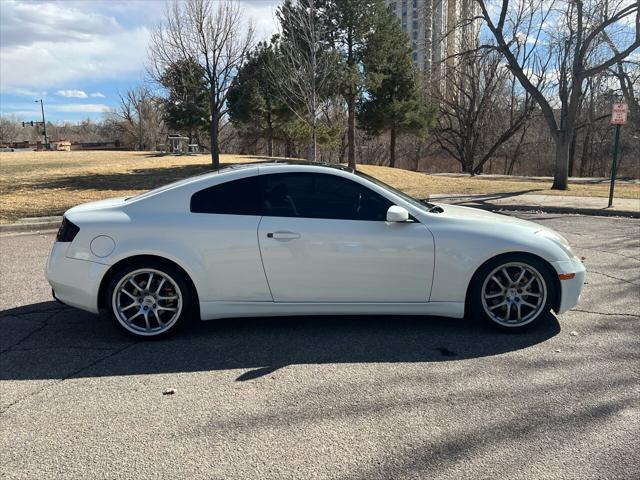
(572, 309, 640, 318)
(61, 341, 138, 379)
(588, 270, 640, 286)
(579, 246, 640, 261)
(0, 341, 137, 416)
(10, 346, 118, 352)
(0, 309, 66, 355)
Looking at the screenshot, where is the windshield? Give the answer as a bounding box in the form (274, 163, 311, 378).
(355, 171, 436, 212)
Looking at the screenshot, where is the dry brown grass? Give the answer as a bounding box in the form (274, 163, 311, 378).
(355, 164, 640, 201)
(1, 150, 638, 223)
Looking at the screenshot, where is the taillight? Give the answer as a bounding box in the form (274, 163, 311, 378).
(56, 217, 80, 242)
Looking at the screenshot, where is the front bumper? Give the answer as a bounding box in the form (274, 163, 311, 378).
(551, 257, 586, 314)
(45, 242, 109, 314)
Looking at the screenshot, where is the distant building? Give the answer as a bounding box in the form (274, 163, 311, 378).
(385, 0, 479, 86)
(50, 139, 71, 151)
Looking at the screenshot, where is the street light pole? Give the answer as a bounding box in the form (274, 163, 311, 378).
(35, 99, 49, 149)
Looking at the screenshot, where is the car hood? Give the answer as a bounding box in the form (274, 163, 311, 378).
(436, 203, 555, 234)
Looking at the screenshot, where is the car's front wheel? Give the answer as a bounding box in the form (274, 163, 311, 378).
(106, 261, 193, 338)
(469, 255, 557, 331)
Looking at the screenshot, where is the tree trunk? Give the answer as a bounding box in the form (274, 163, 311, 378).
(568, 129, 577, 177)
(413, 142, 422, 171)
(346, 26, 356, 170)
(578, 128, 591, 177)
(310, 119, 317, 162)
(339, 131, 347, 163)
(138, 117, 143, 151)
(210, 90, 219, 168)
(309, 0, 317, 163)
(267, 111, 274, 157)
(552, 136, 570, 190)
(389, 127, 396, 168)
(347, 92, 356, 170)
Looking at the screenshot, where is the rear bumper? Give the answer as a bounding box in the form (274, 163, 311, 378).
(551, 257, 586, 314)
(45, 242, 109, 314)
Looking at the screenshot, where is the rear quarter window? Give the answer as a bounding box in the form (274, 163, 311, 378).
(190, 176, 261, 215)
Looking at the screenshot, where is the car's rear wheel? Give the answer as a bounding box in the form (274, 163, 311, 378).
(469, 255, 556, 331)
(106, 261, 192, 338)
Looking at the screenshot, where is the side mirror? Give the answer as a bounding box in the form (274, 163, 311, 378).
(386, 205, 410, 222)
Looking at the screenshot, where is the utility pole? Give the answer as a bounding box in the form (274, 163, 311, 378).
(35, 99, 49, 149)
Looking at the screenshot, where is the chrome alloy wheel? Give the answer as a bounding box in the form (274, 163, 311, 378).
(112, 268, 183, 336)
(481, 262, 547, 327)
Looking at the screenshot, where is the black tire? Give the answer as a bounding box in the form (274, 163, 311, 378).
(467, 254, 557, 332)
(105, 259, 195, 339)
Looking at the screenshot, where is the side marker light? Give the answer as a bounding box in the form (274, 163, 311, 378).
(559, 273, 576, 280)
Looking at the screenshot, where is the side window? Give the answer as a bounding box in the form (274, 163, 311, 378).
(191, 176, 261, 215)
(262, 173, 393, 221)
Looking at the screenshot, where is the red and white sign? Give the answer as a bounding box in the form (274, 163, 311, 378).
(611, 103, 628, 125)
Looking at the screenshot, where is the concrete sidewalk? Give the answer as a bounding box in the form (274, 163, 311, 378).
(1, 192, 638, 233)
(429, 193, 640, 218)
(429, 172, 639, 185)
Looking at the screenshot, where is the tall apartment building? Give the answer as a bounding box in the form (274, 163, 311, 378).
(385, 0, 478, 83)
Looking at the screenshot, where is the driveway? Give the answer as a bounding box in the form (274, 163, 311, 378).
(1, 213, 638, 479)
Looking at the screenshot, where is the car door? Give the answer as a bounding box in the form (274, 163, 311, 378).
(188, 175, 272, 302)
(257, 172, 435, 303)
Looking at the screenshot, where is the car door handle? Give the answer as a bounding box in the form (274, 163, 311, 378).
(267, 231, 301, 240)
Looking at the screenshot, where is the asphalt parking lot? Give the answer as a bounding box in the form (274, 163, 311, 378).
(1, 212, 638, 479)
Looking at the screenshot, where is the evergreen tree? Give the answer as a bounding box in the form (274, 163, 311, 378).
(358, 7, 434, 167)
(324, 0, 379, 169)
(159, 58, 209, 144)
(227, 42, 293, 157)
(273, 0, 338, 161)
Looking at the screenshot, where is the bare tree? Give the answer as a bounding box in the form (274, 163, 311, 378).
(0, 114, 21, 145)
(434, 49, 536, 174)
(112, 86, 165, 150)
(271, 0, 336, 161)
(475, 0, 639, 189)
(150, 0, 254, 167)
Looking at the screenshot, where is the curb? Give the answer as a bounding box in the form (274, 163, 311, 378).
(428, 195, 640, 218)
(442, 202, 640, 218)
(0, 219, 61, 234)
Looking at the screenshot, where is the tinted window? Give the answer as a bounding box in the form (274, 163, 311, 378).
(191, 176, 261, 215)
(262, 173, 393, 221)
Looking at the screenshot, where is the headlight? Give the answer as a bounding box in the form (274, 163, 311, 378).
(535, 229, 575, 258)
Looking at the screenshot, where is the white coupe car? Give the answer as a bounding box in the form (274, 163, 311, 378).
(46, 162, 585, 338)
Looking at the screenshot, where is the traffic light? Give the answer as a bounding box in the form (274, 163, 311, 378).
(21, 121, 34, 127)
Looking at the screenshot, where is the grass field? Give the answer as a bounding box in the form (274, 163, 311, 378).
(1, 150, 638, 223)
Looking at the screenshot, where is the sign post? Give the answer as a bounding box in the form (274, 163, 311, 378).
(608, 103, 628, 208)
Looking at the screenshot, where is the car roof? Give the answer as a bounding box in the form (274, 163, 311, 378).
(125, 161, 355, 203)
(244, 159, 355, 173)
(192, 160, 356, 184)
(187, 160, 355, 179)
